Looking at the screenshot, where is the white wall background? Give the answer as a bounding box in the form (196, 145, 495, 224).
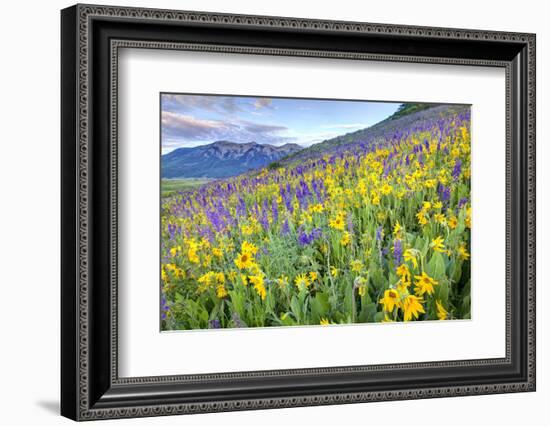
(0, 0, 546, 424)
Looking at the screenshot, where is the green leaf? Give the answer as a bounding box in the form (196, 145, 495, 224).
(436, 280, 450, 304)
(370, 268, 388, 291)
(373, 312, 385, 323)
(359, 302, 377, 322)
(427, 252, 446, 280)
(290, 296, 302, 322)
(310, 292, 330, 323)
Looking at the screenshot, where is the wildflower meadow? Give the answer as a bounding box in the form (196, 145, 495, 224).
(160, 102, 471, 330)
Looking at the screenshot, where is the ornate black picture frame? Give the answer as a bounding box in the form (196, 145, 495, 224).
(61, 4, 536, 421)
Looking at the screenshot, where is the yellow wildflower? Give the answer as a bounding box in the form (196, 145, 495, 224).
(416, 210, 429, 226)
(216, 283, 228, 299)
(448, 215, 458, 229)
(431, 236, 445, 253)
(414, 272, 438, 296)
(458, 243, 470, 260)
(277, 275, 289, 289)
(320, 318, 330, 326)
(379, 288, 401, 312)
(340, 231, 351, 247)
(241, 241, 258, 255)
(403, 295, 426, 321)
(187, 246, 200, 264)
(381, 183, 393, 195)
(436, 300, 448, 320)
(393, 221, 402, 237)
(249, 274, 266, 300)
(241, 224, 254, 236)
(434, 213, 446, 224)
(329, 214, 346, 231)
(396, 263, 411, 285)
(198, 271, 217, 293)
(294, 273, 311, 290)
(330, 266, 339, 278)
(350, 259, 363, 273)
(234, 251, 254, 270)
(404, 249, 418, 269)
(309, 203, 324, 214)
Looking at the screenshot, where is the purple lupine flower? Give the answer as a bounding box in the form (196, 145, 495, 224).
(439, 184, 451, 202)
(393, 239, 403, 264)
(252, 201, 260, 217)
(236, 197, 246, 218)
(206, 209, 225, 233)
(298, 228, 312, 246)
(281, 218, 290, 235)
(300, 180, 311, 198)
(198, 225, 214, 242)
(297, 227, 322, 246)
(161, 295, 170, 320)
(382, 247, 389, 257)
(281, 185, 294, 213)
(310, 227, 322, 240)
(259, 212, 269, 231)
(208, 319, 221, 329)
(312, 178, 325, 202)
(458, 197, 469, 209)
(376, 225, 383, 242)
(452, 159, 462, 181)
(271, 198, 279, 224)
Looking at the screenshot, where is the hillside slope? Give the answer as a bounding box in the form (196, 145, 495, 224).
(280, 103, 469, 165)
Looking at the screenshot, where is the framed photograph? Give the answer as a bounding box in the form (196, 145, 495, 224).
(61, 4, 536, 421)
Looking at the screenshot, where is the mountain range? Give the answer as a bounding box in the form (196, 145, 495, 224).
(161, 141, 302, 179)
(161, 104, 466, 179)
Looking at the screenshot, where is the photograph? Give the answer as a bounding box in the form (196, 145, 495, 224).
(159, 94, 472, 330)
(55, 3, 537, 421)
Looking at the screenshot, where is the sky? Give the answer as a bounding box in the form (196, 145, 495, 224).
(161, 94, 400, 154)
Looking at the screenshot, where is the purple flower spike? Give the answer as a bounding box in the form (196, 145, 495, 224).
(452, 159, 462, 181)
(281, 218, 290, 235)
(376, 225, 383, 242)
(209, 319, 221, 329)
(438, 184, 451, 203)
(393, 239, 403, 264)
(271, 198, 279, 225)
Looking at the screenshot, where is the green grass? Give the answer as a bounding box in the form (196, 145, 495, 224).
(161, 178, 213, 198)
